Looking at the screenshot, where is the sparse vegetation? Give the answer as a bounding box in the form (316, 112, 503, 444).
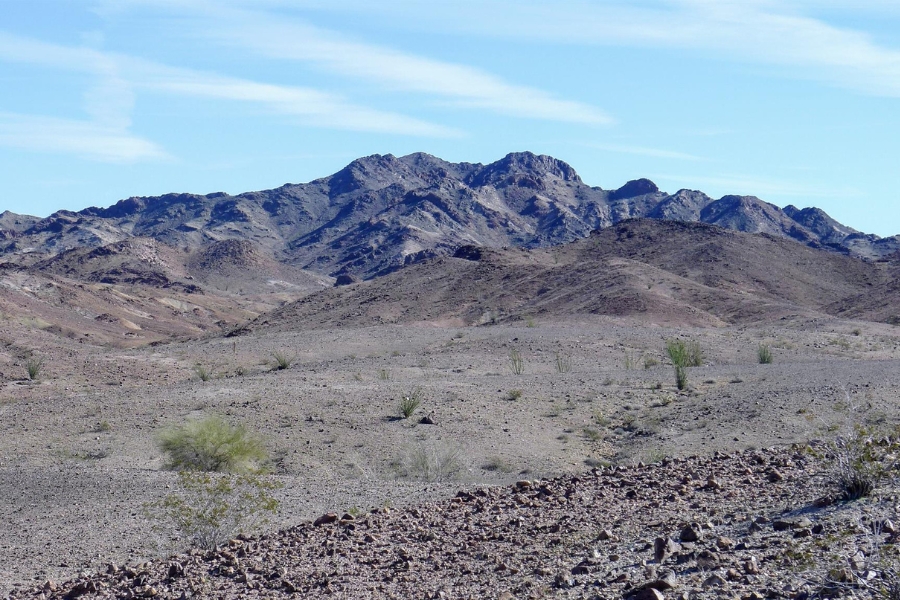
(815, 424, 899, 501)
(582, 427, 602, 442)
(194, 364, 211, 382)
(272, 351, 294, 371)
(378, 368, 391, 381)
(555, 351, 571, 373)
(25, 356, 43, 381)
(666, 338, 702, 390)
(396, 442, 461, 482)
(506, 389, 523, 401)
(145, 470, 281, 550)
(624, 350, 637, 370)
(758, 343, 773, 364)
(643, 356, 659, 369)
(482, 455, 514, 473)
(399, 388, 423, 419)
(158, 415, 269, 473)
(509, 349, 525, 375)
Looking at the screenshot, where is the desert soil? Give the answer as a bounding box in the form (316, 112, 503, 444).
(2, 314, 900, 597)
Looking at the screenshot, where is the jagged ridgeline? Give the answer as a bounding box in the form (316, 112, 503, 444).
(1, 152, 898, 280)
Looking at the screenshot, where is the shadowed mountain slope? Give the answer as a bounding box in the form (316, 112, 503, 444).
(236, 220, 895, 332)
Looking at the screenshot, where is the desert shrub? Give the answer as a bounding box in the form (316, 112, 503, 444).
(272, 351, 294, 371)
(624, 350, 637, 370)
(194, 364, 211, 382)
(643, 356, 659, 369)
(506, 389, 523, 401)
(378, 369, 391, 381)
(666, 339, 703, 367)
(146, 470, 281, 550)
(399, 388, 423, 419)
(25, 356, 43, 381)
(509, 349, 525, 375)
(555, 352, 571, 373)
(397, 442, 462, 482)
(666, 339, 702, 391)
(482, 455, 514, 473)
(758, 343, 773, 364)
(158, 415, 268, 473)
(813, 424, 900, 501)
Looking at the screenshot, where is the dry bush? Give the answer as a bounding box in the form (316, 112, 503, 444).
(146, 471, 281, 550)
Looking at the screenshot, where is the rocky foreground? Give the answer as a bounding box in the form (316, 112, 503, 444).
(10, 447, 898, 600)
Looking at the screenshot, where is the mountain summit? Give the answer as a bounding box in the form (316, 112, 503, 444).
(2, 152, 897, 279)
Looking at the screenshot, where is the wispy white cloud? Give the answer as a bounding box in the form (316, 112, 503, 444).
(0, 30, 460, 163)
(292, 0, 900, 99)
(139, 69, 459, 136)
(586, 142, 704, 161)
(113, 2, 613, 125)
(0, 112, 169, 162)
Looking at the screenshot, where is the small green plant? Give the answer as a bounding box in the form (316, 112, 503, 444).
(272, 351, 294, 371)
(506, 389, 523, 401)
(482, 456, 514, 473)
(158, 415, 268, 473)
(666, 339, 702, 391)
(509, 349, 525, 375)
(378, 369, 391, 381)
(396, 442, 461, 482)
(145, 470, 281, 550)
(194, 364, 211, 382)
(525, 317, 536, 328)
(399, 388, 423, 419)
(624, 350, 637, 370)
(555, 352, 571, 374)
(643, 356, 659, 369)
(25, 356, 43, 381)
(95, 420, 112, 433)
(582, 427, 602, 442)
(757, 343, 773, 364)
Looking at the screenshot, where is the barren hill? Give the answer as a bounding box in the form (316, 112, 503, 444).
(239, 220, 896, 332)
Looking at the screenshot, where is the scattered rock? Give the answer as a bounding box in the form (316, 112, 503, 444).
(313, 513, 338, 527)
(679, 523, 703, 543)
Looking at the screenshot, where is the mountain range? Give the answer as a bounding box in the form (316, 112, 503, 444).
(3, 152, 898, 281)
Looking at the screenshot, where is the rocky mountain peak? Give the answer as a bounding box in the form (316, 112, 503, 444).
(1, 151, 896, 279)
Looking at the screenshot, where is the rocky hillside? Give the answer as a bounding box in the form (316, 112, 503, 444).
(2, 152, 897, 280)
(235, 219, 898, 332)
(11, 446, 899, 600)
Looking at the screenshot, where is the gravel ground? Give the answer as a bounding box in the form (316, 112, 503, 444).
(1, 317, 900, 594)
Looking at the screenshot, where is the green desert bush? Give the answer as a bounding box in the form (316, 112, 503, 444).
(397, 442, 462, 482)
(272, 351, 294, 371)
(509, 349, 525, 375)
(194, 364, 211, 382)
(666, 339, 703, 390)
(25, 356, 43, 381)
(758, 343, 773, 364)
(399, 388, 423, 419)
(506, 389, 523, 401)
(158, 415, 268, 474)
(555, 352, 571, 373)
(146, 470, 281, 550)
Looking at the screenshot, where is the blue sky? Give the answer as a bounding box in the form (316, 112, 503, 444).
(1, 0, 899, 236)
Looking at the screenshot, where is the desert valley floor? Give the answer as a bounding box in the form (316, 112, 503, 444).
(2, 312, 900, 597)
